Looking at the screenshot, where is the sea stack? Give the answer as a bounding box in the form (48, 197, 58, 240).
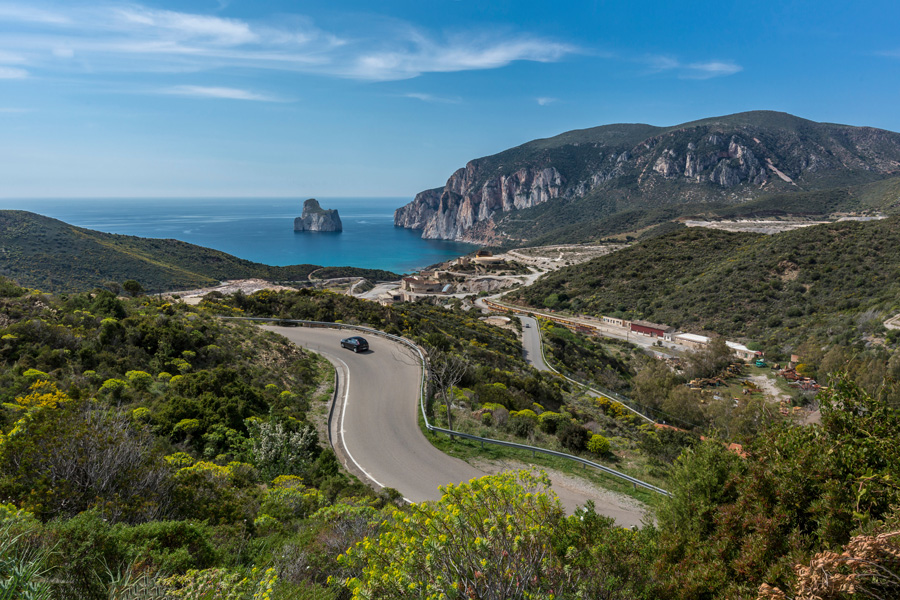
(294, 198, 342, 232)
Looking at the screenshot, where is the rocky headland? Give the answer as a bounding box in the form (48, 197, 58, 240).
(294, 199, 342, 232)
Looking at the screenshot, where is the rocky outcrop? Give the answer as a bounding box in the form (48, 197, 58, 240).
(394, 166, 564, 242)
(294, 199, 342, 232)
(394, 111, 900, 244)
(394, 188, 442, 231)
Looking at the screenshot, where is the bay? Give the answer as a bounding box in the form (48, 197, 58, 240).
(0, 197, 476, 274)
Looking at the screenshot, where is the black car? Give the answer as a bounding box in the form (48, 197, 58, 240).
(340, 336, 369, 353)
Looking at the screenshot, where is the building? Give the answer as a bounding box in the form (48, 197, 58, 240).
(673, 333, 760, 361)
(473, 249, 505, 266)
(375, 290, 404, 305)
(630, 319, 675, 339)
(726, 341, 760, 362)
(602, 316, 628, 328)
(400, 276, 444, 294)
(674, 333, 711, 349)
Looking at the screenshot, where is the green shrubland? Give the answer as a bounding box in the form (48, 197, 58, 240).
(512, 216, 900, 354)
(1, 278, 898, 599)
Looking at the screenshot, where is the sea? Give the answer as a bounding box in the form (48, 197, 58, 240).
(0, 197, 475, 275)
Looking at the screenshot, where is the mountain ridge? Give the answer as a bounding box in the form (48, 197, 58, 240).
(395, 111, 900, 244)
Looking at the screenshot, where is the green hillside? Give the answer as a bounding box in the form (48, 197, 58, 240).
(511, 216, 900, 352)
(0, 210, 398, 292)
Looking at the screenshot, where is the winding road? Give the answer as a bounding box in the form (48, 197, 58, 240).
(520, 316, 551, 371)
(261, 325, 646, 526)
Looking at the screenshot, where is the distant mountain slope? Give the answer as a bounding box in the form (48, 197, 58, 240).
(0, 211, 397, 293)
(395, 111, 900, 244)
(508, 216, 900, 351)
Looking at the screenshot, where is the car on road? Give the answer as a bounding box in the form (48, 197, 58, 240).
(340, 336, 369, 353)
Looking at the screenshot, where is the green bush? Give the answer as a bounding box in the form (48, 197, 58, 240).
(538, 411, 563, 434)
(507, 409, 539, 437)
(557, 421, 589, 452)
(587, 434, 611, 455)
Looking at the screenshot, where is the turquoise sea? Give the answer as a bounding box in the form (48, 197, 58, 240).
(0, 197, 474, 275)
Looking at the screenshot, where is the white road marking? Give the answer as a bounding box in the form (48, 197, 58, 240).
(333, 350, 414, 503)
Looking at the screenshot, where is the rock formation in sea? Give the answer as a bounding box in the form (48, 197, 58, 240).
(294, 199, 342, 232)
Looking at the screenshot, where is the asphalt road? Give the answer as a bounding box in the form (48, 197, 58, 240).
(262, 325, 483, 502)
(261, 325, 647, 526)
(520, 315, 550, 371)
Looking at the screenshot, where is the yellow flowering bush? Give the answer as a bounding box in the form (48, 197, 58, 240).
(340, 470, 571, 600)
(12, 380, 69, 411)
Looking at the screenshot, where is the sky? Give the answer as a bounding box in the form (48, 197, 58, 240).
(0, 0, 898, 199)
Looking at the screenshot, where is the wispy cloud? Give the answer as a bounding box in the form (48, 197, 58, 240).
(402, 92, 461, 104)
(644, 54, 742, 79)
(0, 66, 28, 78)
(0, 50, 27, 64)
(348, 34, 575, 81)
(0, 4, 70, 25)
(161, 85, 282, 102)
(0, 1, 576, 85)
(682, 60, 742, 79)
(536, 96, 557, 106)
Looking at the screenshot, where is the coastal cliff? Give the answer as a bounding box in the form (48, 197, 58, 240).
(394, 111, 900, 245)
(395, 166, 563, 243)
(294, 199, 342, 232)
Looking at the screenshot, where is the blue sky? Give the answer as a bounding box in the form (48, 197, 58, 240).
(1, 0, 898, 198)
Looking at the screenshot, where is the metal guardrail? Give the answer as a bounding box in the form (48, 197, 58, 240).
(224, 316, 671, 497)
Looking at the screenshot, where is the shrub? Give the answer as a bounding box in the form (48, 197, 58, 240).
(260, 476, 325, 522)
(340, 471, 568, 599)
(508, 409, 538, 438)
(557, 421, 589, 452)
(587, 434, 611, 455)
(99, 378, 127, 399)
(125, 370, 153, 391)
(538, 411, 563, 434)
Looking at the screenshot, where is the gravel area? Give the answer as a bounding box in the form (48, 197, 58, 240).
(167, 278, 296, 304)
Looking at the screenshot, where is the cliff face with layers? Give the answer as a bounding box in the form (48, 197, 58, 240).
(394, 111, 900, 244)
(395, 166, 564, 243)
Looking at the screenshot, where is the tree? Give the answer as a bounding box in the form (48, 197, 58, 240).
(122, 280, 143, 297)
(632, 358, 680, 411)
(427, 347, 467, 433)
(685, 336, 733, 380)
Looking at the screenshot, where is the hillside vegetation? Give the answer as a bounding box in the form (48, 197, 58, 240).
(0, 210, 398, 293)
(511, 216, 900, 352)
(499, 175, 900, 246)
(1, 279, 898, 599)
